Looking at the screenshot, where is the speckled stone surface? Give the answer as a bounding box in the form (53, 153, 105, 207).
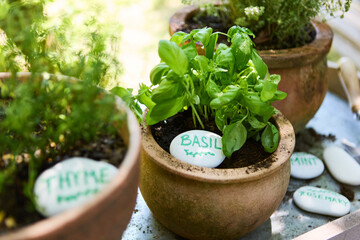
(122, 92, 360, 240)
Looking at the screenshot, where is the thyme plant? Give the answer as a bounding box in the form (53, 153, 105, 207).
(0, 0, 125, 226)
(0, 0, 121, 87)
(182, 0, 352, 48)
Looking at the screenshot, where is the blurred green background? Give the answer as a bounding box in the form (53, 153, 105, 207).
(44, 0, 360, 90)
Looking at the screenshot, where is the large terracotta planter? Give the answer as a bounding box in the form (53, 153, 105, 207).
(0, 72, 141, 240)
(169, 6, 333, 133)
(140, 111, 295, 240)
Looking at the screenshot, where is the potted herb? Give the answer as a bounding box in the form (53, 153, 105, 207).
(0, 73, 141, 240)
(0, 0, 121, 87)
(115, 26, 295, 239)
(169, 0, 352, 132)
(0, 1, 140, 239)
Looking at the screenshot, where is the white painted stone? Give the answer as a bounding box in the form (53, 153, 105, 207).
(290, 152, 324, 179)
(323, 146, 360, 186)
(169, 130, 225, 168)
(34, 157, 118, 217)
(293, 186, 350, 217)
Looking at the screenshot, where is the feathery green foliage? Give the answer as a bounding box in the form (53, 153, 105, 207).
(0, 0, 125, 223)
(181, 0, 352, 48)
(0, 0, 122, 87)
(0, 73, 126, 220)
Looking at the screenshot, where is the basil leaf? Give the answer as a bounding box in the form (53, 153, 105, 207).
(206, 79, 221, 99)
(158, 40, 188, 76)
(251, 50, 268, 79)
(261, 75, 282, 102)
(261, 122, 279, 153)
(170, 31, 188, 45)
(248, 115, 267, 129)
(272, 91, 287, 101)
(150, 63, 169, 85)
(222, 121, 247, 157)
(215, 47, 235, 75)
(231, 32, 252, 71)
(193, 27, 212, 47)
(210, 85, 239, 110)
(243, 94, 275, 121)
(110, 87, 144, 121)
(261, 81, 277, 102)
(228, 26, 255, 39)
(110, 86, 132, 101)
(151, 79, 182, 103)
(137, 84, 155, 109)
(195, 55, 209, 74)
(216, 43, 228, 52)
(205, 33, 218, 60)
(181, 43, 198, 62)
(147, 95, 186, 125)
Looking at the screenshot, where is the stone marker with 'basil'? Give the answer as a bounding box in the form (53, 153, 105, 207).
(170, 130, 225, 168)
(34, 157, 118, 217)
(293, 186, 350, 217)
(290, 152, 324, 179)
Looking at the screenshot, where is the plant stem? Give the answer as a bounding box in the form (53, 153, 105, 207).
(190, 102, 205, 129)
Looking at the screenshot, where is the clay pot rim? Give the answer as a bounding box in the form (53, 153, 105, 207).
(169, 5, 333, 68)
(142, 110, 295, 184)
(0, 72, 141, 239)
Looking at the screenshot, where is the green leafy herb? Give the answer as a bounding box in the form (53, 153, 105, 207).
(114, 26, 287, 157)
(0, 74, 126, 221)
(181, 0, 352, 49)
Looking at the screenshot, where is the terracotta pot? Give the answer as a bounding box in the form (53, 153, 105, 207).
(140, 111, 295, 240)
(169, 6, 333, 133)
(0, 72, 141, 240)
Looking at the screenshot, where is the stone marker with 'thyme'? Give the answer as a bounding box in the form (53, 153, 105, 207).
(170, 130, 225, 168)
(34, 157, 118, 217)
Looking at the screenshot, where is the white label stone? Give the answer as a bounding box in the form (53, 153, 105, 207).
(169, 130, 225, 168)
(323, 146, 360, 186)
(293, 186, 350, 217)
(34, 157, 118, 217)
(290, 152, 324, 179)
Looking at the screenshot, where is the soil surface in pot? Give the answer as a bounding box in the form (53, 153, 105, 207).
(0, 133, 127, 234)
(150, 110, 272, 169)
(180, 9, 316, 50)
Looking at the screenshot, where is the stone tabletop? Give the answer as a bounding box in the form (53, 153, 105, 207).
(121, 91, 360, 240)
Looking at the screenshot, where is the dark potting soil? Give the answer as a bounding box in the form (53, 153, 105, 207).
(181, 9, 316, 50)
(183, 14, 232, 45)
(0, 133, 127, 234)
(294, 127, 336, 156)
(150, 110, 272, 169)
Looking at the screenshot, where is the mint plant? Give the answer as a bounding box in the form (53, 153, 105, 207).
(115, 26, 286, 157)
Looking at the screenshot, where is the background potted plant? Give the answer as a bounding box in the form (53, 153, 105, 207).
(0, 0, 122, 87)
(0, 73, 141, 240)
(115, 26, 295, 239)
(169, 0, 352, 132)
(0, 0, 141, 239)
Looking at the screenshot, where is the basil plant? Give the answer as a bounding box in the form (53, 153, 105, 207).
(113, 26, 287, 157)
